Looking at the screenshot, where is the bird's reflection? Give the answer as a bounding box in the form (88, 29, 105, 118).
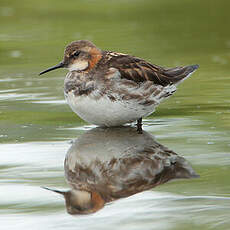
(45, 127, 198, 215)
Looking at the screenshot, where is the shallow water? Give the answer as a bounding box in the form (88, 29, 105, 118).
(1, 0, 230, 229)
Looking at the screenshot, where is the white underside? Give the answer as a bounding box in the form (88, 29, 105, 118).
(66, 92, 155, 126)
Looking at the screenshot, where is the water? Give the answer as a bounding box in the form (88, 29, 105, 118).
(1, 0, 230, 229)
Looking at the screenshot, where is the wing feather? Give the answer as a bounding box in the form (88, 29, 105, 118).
(106, 52, 198, 86)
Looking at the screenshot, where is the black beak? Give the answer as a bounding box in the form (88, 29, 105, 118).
(42, 186, 66, 195)
(39, 62, 65, 75)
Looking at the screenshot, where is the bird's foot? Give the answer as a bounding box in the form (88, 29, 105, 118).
(136, 118, 143, 134)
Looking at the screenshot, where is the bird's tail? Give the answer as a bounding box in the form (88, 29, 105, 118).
(172, 156, 200, 179)
(163, 64, 199, 85)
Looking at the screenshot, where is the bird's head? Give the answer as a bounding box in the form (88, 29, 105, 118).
(39, 40, 102, 75)
(43, 187, 105, 215)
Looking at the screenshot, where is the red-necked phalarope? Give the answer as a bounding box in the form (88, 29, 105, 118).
(39, 40, 199, 132)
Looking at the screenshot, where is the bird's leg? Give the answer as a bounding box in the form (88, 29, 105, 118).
(136, 118, 143, 134)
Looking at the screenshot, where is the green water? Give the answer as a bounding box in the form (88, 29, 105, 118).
(0, 0, 230, 229)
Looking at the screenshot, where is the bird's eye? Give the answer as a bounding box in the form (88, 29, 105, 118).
(72, 51, 81, 58)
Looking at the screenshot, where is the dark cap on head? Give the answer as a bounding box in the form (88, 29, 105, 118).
(64, 40, 97, 55)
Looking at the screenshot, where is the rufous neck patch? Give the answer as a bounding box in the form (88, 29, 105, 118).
(88, 48, 102, 70)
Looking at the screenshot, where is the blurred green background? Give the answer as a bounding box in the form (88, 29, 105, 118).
(0, 1, 230, 230)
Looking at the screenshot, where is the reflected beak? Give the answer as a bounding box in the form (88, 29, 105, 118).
(42, 186, 66, 195)
(39, 62, 65, 75)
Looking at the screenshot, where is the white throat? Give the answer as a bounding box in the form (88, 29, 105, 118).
(68, 61, 88, 71)
(70, 190, 91, 206)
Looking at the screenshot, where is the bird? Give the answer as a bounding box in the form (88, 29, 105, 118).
(39, 40, 199, 132)
(43, 127, 199, 215)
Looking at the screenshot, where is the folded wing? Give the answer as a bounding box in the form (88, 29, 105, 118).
(107, 53, 199, 86)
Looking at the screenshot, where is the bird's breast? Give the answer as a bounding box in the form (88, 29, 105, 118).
(64, 72, 177, 126)
(65, 91, 142, 126)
